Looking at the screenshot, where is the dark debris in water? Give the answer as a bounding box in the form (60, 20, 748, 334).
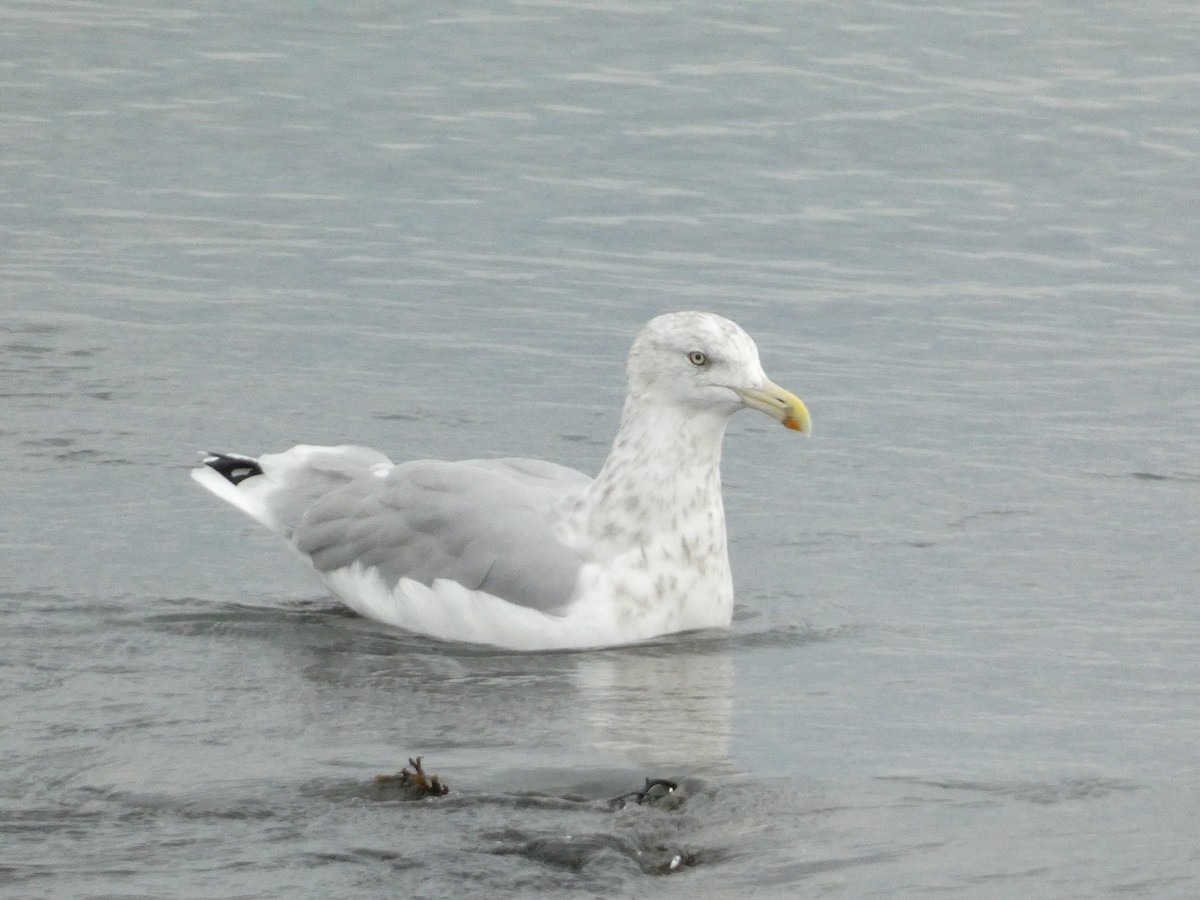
(371, 757, 449, 801)
(487, 830, 701, 876)
(489, 774, 701, 875)
(365, 761, 704, 875)
(607, 777, 683, 811)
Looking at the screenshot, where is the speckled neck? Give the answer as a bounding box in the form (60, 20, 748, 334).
(574, 395, 732, 556)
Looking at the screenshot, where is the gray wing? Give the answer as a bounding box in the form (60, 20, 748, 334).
(293, 457, 590, 612)
(257, 444, 393, 539)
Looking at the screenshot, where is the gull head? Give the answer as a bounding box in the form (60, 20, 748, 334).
(627, 311, 811, 435)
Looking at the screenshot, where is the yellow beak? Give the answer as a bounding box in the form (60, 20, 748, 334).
(736, 379, 812, 435)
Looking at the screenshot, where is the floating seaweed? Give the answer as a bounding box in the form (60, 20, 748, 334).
(373, 756, 450, 801)
(607, 777, 683, 811)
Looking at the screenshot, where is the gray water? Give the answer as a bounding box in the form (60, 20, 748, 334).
(3, 1, 1199, 896)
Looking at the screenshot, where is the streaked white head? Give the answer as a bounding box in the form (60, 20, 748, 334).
(627, 311, 811, 433)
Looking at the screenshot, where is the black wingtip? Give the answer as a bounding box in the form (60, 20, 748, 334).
(200, 451, 264, 486)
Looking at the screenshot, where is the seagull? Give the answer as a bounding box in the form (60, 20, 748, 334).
(192, 311, 810, 650)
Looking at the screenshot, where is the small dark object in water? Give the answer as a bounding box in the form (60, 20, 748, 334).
(374, 756, 449, 800)
(608, 777, 682, 810)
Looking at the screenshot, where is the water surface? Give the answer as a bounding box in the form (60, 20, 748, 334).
(3, 1, 1199, 896)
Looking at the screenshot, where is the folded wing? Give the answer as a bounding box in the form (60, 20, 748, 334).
(293, 457, 590, 613)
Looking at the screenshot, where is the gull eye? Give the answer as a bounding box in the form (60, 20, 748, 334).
(687, 350, 708, 367)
